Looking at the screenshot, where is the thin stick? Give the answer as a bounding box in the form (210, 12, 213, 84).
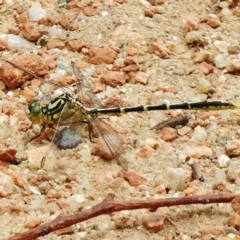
(8, 193, 239, 240)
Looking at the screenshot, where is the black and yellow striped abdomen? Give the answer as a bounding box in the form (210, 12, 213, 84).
(87, 101, 236, 115)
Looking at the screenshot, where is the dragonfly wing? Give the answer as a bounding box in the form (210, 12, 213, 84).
(72, 63, 128, 170)
(71, 62, 104, 108)
(91, 118, 128, 171)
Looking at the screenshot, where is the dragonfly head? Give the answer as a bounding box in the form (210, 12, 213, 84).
(27, 99, 42, 122)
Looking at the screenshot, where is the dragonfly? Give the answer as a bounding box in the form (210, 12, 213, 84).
(7, 60, 237, 171)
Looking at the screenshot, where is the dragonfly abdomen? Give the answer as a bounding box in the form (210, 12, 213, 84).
(88, 101, 236, 115)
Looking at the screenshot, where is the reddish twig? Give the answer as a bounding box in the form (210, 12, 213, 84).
(8, 193, 239, 240)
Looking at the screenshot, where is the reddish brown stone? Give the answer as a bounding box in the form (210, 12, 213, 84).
(25, 218, 42, 228)
(124, 58, 136, 65)
(127, 47, 138, 56)
(59, 12, 79, 31)
(186, 14, 200, 31)
(66, 1, 83, 9)
(148, 42, 161, 54)
(101, 71, 127, 87)
(200, 16, 221, 29)
(122, 64, 140, 73)
(148, 0, 165, 5)
(21, 22, 46, 42)
(225, 140, 240, 157)
(160, 127, 178, 142)
(46, 38, 65, 49)
(47, 10, 61, 25)
(115, 0, 126, 3)
(227, 213, 240, 230)
(206, 16, 221, 28)
(66, 40, 85, 52)
(87, 46, 118, 64)
(0, 149, 17, 162)
(0, 63, 25, 89)
(14, 11, 29, 24)
(7, 170, 24, 188)
(147, 42, 172, 58)
(197, 62, 214, 75)
(137, 146, 155, 158)
(0, 54, 48, 89)
(227, 0, 240, 8)
(13, 4, 25, 14)
(124, 171, 147, 187)
(144, 8, 154, 17)
(129, 71, 149, 85)
(231, 196, 240, 215)
(142, 208, 168, 233)
(83, 6, 98, 16)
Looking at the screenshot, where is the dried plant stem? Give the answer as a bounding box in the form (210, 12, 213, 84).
(8, 193, 239, 240)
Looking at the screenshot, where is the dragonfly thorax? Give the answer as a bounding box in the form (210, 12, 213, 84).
(28, 93, 72, 123)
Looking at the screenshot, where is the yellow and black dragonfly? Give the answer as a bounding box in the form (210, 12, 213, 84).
(7, 60, 237, 171)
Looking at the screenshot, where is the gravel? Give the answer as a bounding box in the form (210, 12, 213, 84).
(1, 0, 240, 239)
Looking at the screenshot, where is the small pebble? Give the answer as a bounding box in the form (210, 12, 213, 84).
(142, 208, 168, 233)
(218, 154, 230, 168)
(137, 145, 155, 158)
(113, 212, 138, 229)
(187, 146, 212, 158)
(0, 148, 17, 162)
(231, 196, 240, 215)
(160, 127, 178, 142)
(28, 3, 47, 22)
(0, 171, 16, 196)
(163, 167, 189, 191)
(124, 171, 147, 187)
(214, 54, 227, 69)
(192, 126, 208, 141)
(144, 138, 160, 149)
(227, 59, 240, 73)
(26, 146, 49, 170)
(197, 62, 214, 75)
(178, 126, 191, 136)
(197, 77, 212, 94)
(186, 14, 199, 31)
(185, 31, 204, 45)
(227, 213, 240, 231)
(206, 16, 221, 28)
(101, 71, 128, 87)
(225, 140, 240, 157)
(213, 169, 227, 190)
(87, 46, 118, 65)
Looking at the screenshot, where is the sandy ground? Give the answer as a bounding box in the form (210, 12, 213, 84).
(1, 0, 240, 239)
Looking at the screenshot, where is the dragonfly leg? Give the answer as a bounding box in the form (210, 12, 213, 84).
(87, 121, 95, 142)
(28, 122, 58, 143)
(28, 122, 46, 143)
(60, 120, 95, 142)
(69, 120, 94, 142)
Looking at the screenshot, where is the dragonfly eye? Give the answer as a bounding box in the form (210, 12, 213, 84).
(27, 100, 42, 121)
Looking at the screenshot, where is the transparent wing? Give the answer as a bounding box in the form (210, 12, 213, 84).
(71, 62, 104, 108)
(90, 117, 128, 171)
(71, 63, 128, 170)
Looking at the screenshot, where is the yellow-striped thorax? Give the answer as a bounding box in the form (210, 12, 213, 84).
(28, 93, 72, 123)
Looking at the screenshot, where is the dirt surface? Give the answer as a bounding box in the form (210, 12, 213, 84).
(1, 0, 240, 239)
